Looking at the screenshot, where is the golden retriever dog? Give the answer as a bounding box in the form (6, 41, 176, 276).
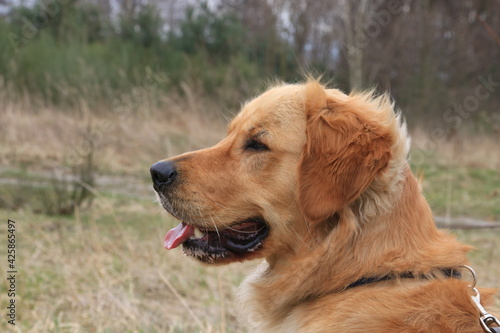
(151, 80, 499, 332)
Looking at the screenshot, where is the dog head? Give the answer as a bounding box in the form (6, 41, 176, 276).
(151, 80, 405, 264)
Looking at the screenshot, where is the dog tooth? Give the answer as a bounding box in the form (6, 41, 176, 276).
(194, 227, 204, 238)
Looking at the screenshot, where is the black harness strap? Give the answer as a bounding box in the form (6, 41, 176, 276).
(346, 267, 500, 333)
(345, 268, 461, 290)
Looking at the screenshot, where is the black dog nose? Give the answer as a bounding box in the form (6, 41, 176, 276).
(150, 160, 177, 192)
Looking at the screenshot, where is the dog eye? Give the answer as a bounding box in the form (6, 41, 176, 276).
(244, 139, 269, 152)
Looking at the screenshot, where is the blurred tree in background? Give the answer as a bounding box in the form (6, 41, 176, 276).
(0, 0, 499, 128)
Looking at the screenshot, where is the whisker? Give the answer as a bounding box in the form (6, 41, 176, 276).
(210, 214, 266, 234)
(220, 108, 234, 123)
(204, 193, 229, 209)
(209, 215, 221, 239)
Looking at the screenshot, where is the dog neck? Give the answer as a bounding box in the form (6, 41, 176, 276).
(239, 166, 470, 329)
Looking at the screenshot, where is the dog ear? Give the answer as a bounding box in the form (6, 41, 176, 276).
(299, 81, 393, 224)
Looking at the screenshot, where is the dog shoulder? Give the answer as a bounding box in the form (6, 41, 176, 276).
(284, 279, 491, 333)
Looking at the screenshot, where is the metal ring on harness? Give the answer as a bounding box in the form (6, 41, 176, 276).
(459, 266, 500, 333)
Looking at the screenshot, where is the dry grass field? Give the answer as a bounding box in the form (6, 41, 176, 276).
(1, 89, 499, 332)
(0, 197, 257, 332)
(0, 199, 499, 333)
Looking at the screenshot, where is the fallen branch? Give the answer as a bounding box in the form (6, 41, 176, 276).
(435, 216, 500, 229)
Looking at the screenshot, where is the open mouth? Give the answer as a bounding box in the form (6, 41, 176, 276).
(164, 217, 269, 263)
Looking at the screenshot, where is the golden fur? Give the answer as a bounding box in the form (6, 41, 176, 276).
(155, 80, 498, 332)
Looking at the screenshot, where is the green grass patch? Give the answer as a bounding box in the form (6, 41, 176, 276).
(0, 181, 93, 215)
(411, 163, 500, 220)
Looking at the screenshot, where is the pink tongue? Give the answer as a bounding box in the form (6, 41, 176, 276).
(164, 222, 195, 250)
